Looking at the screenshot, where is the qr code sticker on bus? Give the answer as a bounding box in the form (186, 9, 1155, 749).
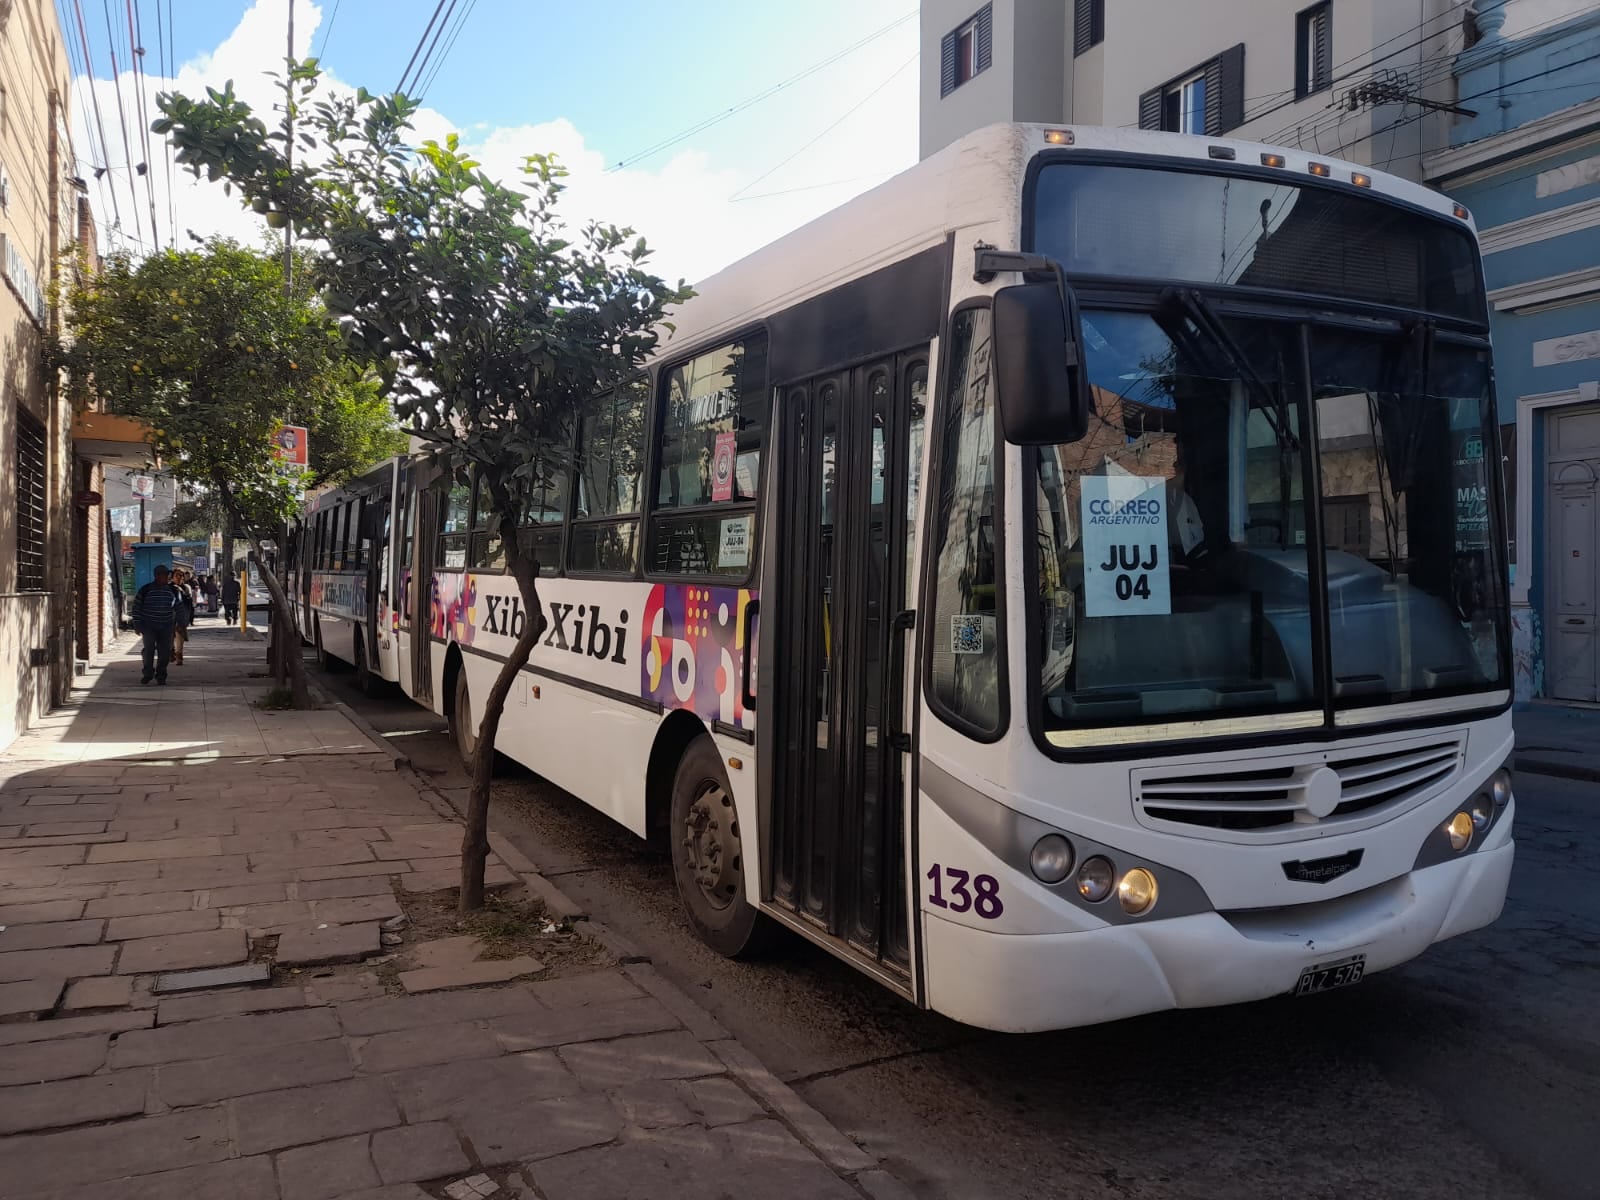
(950, 614, 984, 654)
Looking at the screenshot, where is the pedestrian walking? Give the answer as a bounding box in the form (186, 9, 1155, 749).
(170, 569, 196, 665)
(204, 575, 220, 616)
(132, 564, 182, 685)
(222, 573, 240, 624)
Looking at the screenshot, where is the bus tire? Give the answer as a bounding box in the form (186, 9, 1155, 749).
(314, 620, 337, 671)
(449, 666, 477, 767)
(669, 736, 772, 958)
(353, 630, 381, 697)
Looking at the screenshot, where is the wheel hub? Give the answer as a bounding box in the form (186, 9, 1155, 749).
(683, 784, 741, 910)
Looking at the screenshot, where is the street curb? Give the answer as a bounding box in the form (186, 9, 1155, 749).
(397, 766, 896, 1192)
(303, 679, 409, 771)
(1515, 754, 1600, 783)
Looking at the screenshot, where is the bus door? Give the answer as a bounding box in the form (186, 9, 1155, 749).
(767, 350, 928, 977)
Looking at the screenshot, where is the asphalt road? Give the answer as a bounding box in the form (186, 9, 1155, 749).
(314, 657, 1598, 1200)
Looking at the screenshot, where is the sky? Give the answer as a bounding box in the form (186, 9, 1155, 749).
(59, 0, 921, 284)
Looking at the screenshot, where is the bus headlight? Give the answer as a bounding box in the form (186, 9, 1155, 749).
(1469, 792, 1494, 832)
(1491, 768, 1512, 808)
(1446, 812, 1474, 852)
(1117, 868, 1159, 916)
(1029, 835, 1075, 884)
(1077, 856, 1115, 903)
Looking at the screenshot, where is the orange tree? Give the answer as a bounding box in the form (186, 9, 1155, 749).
(58, 239, 395, 706)
(155, 68, 688, 909)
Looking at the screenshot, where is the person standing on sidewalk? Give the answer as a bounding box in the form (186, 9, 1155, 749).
(222, 573, 240, 624)
(132, 564, 182, 685)
(170, 569, 197, 665)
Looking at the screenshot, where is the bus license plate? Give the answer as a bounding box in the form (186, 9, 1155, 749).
(1294, 955, 1365, 997)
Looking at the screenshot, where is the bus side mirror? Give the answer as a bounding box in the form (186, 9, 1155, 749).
(992, 281, 1090, 445)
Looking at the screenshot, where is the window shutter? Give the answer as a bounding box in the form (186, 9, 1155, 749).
(941, 30, 957, 97)
(976, 5, 993, 74)
(1138, 87, 1163, 131)
(1314, 7, 1332, 91)
(1213, 43, 1246, 133)
(1074, 0, 1093, 55)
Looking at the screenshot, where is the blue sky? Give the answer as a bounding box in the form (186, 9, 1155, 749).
(63, 0, 921, 281)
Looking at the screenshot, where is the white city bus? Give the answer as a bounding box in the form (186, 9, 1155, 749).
(300, 123, 1515, 1032)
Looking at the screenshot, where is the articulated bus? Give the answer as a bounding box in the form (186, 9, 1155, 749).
(298, 124, 1514, 1032)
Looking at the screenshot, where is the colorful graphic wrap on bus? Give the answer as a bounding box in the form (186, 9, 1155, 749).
(642, 585, 754, 729)
(431, 573, 479, 645)
(309, 573, 367, 620)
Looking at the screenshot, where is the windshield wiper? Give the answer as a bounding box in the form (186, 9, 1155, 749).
(1158, 289, 1300, 453)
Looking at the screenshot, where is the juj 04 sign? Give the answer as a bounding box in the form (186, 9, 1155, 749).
(1080, 475, 1171, 618)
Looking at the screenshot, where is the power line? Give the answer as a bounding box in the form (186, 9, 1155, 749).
(729, 53, 916, 202)
(416, 0, 478, 99)
(160, 0, 176, 241)
(71, 0, 121, 233)
(128, 0, 162, 249)
(315, 0, 340, 59)
(103, 0, 144, 247)
(397, 0, 453, 94)
(606, 9, 916, 173)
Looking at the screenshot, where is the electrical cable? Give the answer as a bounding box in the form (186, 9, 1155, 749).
(397, 0, 454, 95)
(71, 0, 122, 233)
(415, 0, 479, 100)
(316, 0, 340, 59)
(103, 0, 144, 247)
(129, 0, 162, 249)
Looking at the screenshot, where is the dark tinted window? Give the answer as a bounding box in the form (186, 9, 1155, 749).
(1032, 163, 1484, 321)
(657, 335, 768, 509)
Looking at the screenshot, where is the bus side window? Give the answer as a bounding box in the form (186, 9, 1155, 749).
(438, 480, 470, 570)
(569, 377, 647, 575)
(517, 425, 570, 577)
(926, 306, 1004, 737)
(471, 476, 507, 570)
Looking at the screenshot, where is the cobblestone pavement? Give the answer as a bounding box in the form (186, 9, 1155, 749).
(0, 628, 908, 1199)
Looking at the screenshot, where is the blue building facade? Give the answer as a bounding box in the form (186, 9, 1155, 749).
(1426, 0, 1600, 704)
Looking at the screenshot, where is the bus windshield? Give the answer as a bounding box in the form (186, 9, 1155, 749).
(1031, 308, 1508, 738)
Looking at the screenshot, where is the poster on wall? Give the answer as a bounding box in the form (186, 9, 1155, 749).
(1080, 475, 1171, 618)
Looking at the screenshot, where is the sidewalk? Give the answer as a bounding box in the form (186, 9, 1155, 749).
(1514, 702, 1600, 783)
(0, 625, 908, 1200)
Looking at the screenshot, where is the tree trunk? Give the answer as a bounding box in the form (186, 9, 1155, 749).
(459, 551, 546, 912)
(245, 539, 312, 708)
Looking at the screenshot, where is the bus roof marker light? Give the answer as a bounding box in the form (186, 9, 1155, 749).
(1308, 161, 1332, 177)
(1453, 202, 1471, 220)
(1043, 129, 1074, 145)
(1208, 145, 1236, 161)
(1260, 153, 1287, 168)
(1351, 171, 1372, 188)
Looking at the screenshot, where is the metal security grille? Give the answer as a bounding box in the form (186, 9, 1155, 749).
(16, 409, 47, 592)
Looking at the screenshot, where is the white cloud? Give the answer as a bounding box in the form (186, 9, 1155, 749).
(69, 0, 919, 286)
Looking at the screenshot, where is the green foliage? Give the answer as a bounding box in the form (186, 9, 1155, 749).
(58, 239, 400, 536)
(156, 65, 691, 579)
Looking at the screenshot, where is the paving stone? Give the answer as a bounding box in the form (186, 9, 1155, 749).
(0, 1105, 232, 1193)
(85, 836, 224, 864)
(296, 876, 397, 901)
(606, 1078, 698, 1129)
(152, 961, 272, 993)
(456, 1091, 622, 1165)
(0, 1067, 152, 1134)
(0, 1009, 152, 1047)
(0, 899, 87, 925)
(276, 1133, 381, 1200)
(83, 891, 198, 919)
(232, 1077, 401, 1154)
(311, 893, 403, 924)
(382, 1050, 582, 1122)
(528, 1120, 858, 1200)
(0, 943, 117, 983)
(61, 859, 163, 885)
(344, 1186, 431, 1200)
(0, 1034, 108, 1085)
(251, 846, 378, 874)
(116, 928, 247, 974)
(0, 918, 105, 951)
(24, 820, 110, 836)
(0, 977, 64, 1021)
(338, 986, 540, 1036)
(62, 975, 134, 1010)
(558, 1031, 724, 1090)
(113, 1006, 341, 1067)
(157, 1036, 354, 1106)
(106, 908, 220, 940)
(399, 956, 543, 994)
(407, 935, 484, 969)
(306, 971, 387, 1004)
(622, 963, 730, 1042)
(297, 861, 409, 883)
(223, 899, 316, 931)
(371, 1120, 470, 1184)
(277, 921, 381, 966)
(0, 844, 87, 867)
(62, 1156, 279, 1200)
(708, 1039, 876, 1173)
(355, 1020, 502, 1074)
(399, 863, 517, 893)
(157, 983, 305, 1022)
(195, 882, 288, 909)
(489, 996, 680, 1052)
(683, 1074, 766, 1127)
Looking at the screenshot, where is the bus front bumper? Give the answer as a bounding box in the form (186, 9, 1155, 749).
(920, 836, 1513, 1033)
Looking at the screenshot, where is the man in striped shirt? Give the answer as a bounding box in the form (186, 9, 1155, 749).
(131, 564, 182, 686)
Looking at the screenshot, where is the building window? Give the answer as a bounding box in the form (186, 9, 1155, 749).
(1297, 2, 1333, 99)
(1137, 44, 1245, 135)
(940, 5, 993, 97)
(15, 409, 46, 592)
(1073, 0, 1105, 56)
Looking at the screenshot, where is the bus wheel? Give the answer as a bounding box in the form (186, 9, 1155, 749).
(449, 668, 477, 766)
(314, 621, 336, 671)
(670, 737, 770, 958)
(353, 631, 380, 697)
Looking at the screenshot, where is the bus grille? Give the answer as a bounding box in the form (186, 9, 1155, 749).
(1132, 736, 1464, 838)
